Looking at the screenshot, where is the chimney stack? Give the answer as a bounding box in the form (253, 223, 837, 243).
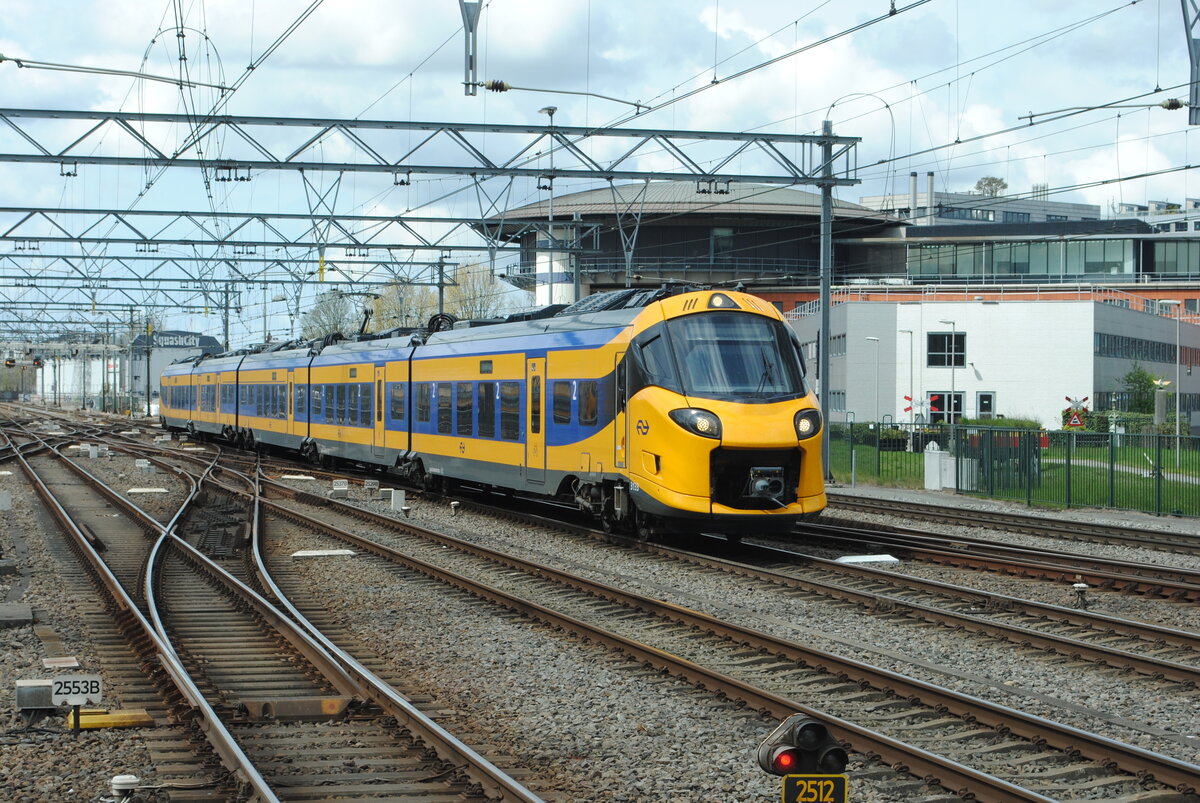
(926, 172, 935, 223)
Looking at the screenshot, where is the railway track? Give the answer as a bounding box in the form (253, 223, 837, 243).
(258, 476, 1200, 802)
(828, 491, 1200, 554)
(228, 452, 1200, 685)
(18, 417, 1200, 796)
(437, 491, 1200, 686)
(794, 518, 1200, 602)
(11, 426, 541, 802)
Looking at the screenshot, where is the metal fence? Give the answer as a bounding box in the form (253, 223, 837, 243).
(828, 422, 1200, 517)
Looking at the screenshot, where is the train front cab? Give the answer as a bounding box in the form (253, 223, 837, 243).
(618, 291, 825, 536)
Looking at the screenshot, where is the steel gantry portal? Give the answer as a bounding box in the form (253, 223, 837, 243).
(0, 108, 860, 425)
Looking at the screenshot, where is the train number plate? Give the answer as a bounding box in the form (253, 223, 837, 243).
(781, 775, 847, 803)
(51, 675, 103, 707)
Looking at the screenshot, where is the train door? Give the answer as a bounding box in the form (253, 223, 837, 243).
(613, 352, 627, 469)
(373, 366, 385, 458)
(526, 358, 545, 483)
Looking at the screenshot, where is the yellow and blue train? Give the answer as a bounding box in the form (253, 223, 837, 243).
(161, 287, 826, 536)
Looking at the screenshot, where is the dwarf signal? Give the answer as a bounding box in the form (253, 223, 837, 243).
(757, 713, 848, 776)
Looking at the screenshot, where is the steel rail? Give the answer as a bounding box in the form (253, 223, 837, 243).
(12, 435, 278, 801)
(241, 468, 545, 803)
(259, 483, 1200, 799)
(453, 493, 1200, 657)
(801, 522, 1200, 602)
(740, 537, 1200, 651)
(258, 494, 1053, 803)
(645, 535, 1200, 686)
(126, 449, 545, 803)
(828, 492, 1200, 554)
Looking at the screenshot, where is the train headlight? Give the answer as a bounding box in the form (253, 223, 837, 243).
(794, 409, 822, 440)
(669, 408, 722, 439)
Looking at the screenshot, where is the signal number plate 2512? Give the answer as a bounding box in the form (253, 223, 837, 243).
(782, 775, 847, 803)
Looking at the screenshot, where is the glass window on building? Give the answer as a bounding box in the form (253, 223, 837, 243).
(1084, 240, 1107, 273)
(1010, 242, 1030, 273)
(977, 392, 995, 420)
(1157, 241, 1179, 274)
(1029, 241, 1049, 275)
(1046, 214, 1067, 222)
(929, 391, 962, 424)
(992, 242, 1011, 274)
(927, 332, 965, 367)
(954, 244, 977, 276)
(710, 227, 734, 261)
(1002, 211, 1030, 224)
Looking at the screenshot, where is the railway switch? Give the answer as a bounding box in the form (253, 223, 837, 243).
(757, 713, 848, 775)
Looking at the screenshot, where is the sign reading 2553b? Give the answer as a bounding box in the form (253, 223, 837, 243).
(51, 675, 103, 707)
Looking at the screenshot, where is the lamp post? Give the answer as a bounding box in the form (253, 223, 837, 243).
(899, 328, 914, 424)
(1160, 300, 1182, 467)
(939, 319, 957, 423)
(865, 336, 880, 421)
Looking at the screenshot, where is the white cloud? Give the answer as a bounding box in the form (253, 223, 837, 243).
(1, 0, 1192, 339)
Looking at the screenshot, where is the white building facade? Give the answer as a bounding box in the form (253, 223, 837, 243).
(788, 296, 1199, 430)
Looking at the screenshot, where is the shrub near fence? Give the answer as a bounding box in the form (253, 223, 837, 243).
(830, 422, 1200, 517)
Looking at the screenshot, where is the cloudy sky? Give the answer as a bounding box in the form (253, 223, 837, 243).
(0, 0, 1193, 341)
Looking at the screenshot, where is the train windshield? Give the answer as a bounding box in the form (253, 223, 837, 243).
(666, 312, 806, 402)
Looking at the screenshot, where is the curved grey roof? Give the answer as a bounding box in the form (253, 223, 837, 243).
(495, 180, 891, 221)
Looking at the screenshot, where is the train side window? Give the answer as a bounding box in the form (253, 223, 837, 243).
(277, 386, 286, 419)
(362, 383, 373, 426)
(255, 384, 263, 414)
(390, 383, 406, 420)
(334, 384, 344, 424)
(553, 381, 571, 425)
(456, 382, 473, 436)
(500, 381, 520, 440)
(531, 376, 542, 435)
(296, 385, 307, 416)
(311, 385, 322, 417)
(416, 383, 431, 423)
(579, 381, 598, 426)
(477, 382, 495, 437)
(437, 383, 452, 434)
